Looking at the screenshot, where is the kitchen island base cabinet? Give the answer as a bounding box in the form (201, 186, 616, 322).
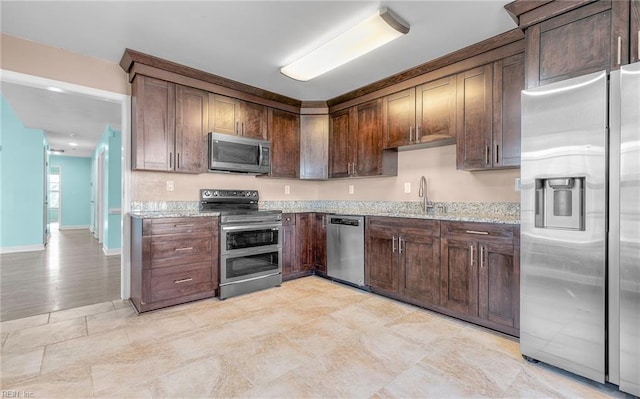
(130, 216, 219, 313)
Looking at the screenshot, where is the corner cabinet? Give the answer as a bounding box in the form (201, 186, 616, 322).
(440, 221, 520, 336)
(329, 99, 397, 178)
(269, 109, 300, 178)
(130, 216, 219, 313)
(132, 75, 208, 173)
(366, 217, 441, 309)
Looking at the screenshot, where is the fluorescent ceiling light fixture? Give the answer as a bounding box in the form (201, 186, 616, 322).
(69, 142, 78, 147)
(47, 86, 64, 93)
(281, 7, 409, 81)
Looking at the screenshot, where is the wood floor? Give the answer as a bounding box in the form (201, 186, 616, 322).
(0, 225, 121, 321)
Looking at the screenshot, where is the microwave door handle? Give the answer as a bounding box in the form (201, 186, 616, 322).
(258, 145, 263, 166)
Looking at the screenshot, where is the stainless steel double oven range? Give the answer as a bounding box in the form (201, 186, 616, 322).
(199, 189, 282, 299)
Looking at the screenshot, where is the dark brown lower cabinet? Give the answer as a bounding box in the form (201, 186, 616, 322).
(313, 213, 327, 275)
(441, 221, 520, 336)
(130, 216, 219, 313)
(281, 213, 297, 280)
(366, 217, 441, 308)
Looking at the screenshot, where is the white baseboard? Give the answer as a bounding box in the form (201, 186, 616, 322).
(59, 225, 91, 230)
(0, 244, 45, 254)
(102, 246, 121, 256)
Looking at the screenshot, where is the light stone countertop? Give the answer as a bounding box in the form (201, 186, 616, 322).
(129, 200, 520, 224)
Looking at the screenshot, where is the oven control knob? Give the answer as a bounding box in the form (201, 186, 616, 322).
(212, 191, 219, 197)
(245, 192, 251, 197)
(203, 190, 211, 198)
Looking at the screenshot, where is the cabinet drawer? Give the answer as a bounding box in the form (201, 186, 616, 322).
(149, 237, 213, 269)
(147, 217, 215, 236)
(443, 221, 515, 243)
(149, 263, 213, 303)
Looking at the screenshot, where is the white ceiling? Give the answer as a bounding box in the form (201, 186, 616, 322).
(0, 0, 516, 156)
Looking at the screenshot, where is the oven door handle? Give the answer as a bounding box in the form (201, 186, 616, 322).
(220, 271, 281, 286)
(221, 223, 282, 232)
(222, 246, 282, 257)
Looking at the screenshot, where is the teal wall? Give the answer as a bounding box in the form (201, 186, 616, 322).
(92, 125, 121, 251)
(0, 96, 47, 249)
(50, 155, 92, 228)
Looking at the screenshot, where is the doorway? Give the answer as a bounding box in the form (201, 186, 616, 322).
(0, 69, 131, 318)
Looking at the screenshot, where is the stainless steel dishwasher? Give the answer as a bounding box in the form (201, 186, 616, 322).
(327, 215, 365, 287)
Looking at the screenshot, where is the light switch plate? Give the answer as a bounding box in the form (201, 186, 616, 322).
(514, 178, 521, 192)
(284, 185, 290, 195)
(348, 185, 354, 195)
(404, 182, 411, 193)
(166, 180, 174, 191)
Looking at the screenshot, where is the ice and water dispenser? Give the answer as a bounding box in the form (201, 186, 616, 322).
(535, 177, 585, 230)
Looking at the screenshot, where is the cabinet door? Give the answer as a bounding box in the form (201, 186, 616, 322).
(300, 115, 329, 180)
(478, 242, 518, 331)
(208, 94, 238, 135)
(440, 237, 478, 317)
(282, 221, 297, 278)
(313, 213, 327, 274)
(354, 99, 383, 177)
(175, 85, 208, 173)
(365, 224, 399, 293)
(399, 231, 441, 307)
(296, 213, 314, 272)
(415, 75, 457, 141)
(329, 108, 352, 178)
(240, 101, 268, 140)
(132, 76, 175, 171)
(525, 1, 629, 88)
(383, 88, 416, 148)
(493, 53, 524, 168)
(269, 109, 300, 178)
(456, 64, 493, 171)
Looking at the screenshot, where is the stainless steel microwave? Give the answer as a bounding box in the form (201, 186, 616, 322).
(208, 132, 270, 174)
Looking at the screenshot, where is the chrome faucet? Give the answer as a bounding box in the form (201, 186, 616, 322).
(419, 176, 434, 213)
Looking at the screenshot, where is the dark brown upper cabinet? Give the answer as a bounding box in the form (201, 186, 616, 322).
(382, 88, 416, 148)
(268, 108, 300, 178)
(329, 99, 397, 178)
(416, 75, 458, 143)
(208, 94, 268, 140)
(132, 75, 208, 173)
(456, 54, 524, 171)
(507, 0, 633, 88)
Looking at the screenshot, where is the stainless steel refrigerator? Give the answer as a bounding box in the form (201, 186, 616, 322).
(520, 62, 639, 396)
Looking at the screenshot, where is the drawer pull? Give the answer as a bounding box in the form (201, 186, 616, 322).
(174, 224, 194, 228)
(465, 230, 489, 235)
(174, 278, 193, 284)
(174, 247, 193, 251)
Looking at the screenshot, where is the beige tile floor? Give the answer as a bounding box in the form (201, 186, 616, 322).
(0, 276, 632, 398)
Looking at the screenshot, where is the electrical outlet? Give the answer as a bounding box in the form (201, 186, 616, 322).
(404, 182, 411, 193)
(348, 185, 354, 195)
(514, 178, 521, 192)
(284, 185, 290, 195)
(166, 180, 174, 191)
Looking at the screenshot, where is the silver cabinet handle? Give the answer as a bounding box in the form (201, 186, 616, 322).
(169, 152, 172, 168)
(617, 36, 622, 65)
(496, 144, 500, 164)
(236, 121, 240, 135)
(480, 245, 485, 268)
(465, 230, 489, 235)
(638, 31, 640, 60)
(485, 145, 490, 165)
(174, 247, 193, 251)
(174, 278, 193, 284)
(470, 245, 475, 266)
(174, 224, 194, 228)
(416, 126, 420, 140)
(399, 237, 404, 254)
(177, 153, 180, 169)
(392, 235, 397, 253)
(409, 126, 414, 143)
